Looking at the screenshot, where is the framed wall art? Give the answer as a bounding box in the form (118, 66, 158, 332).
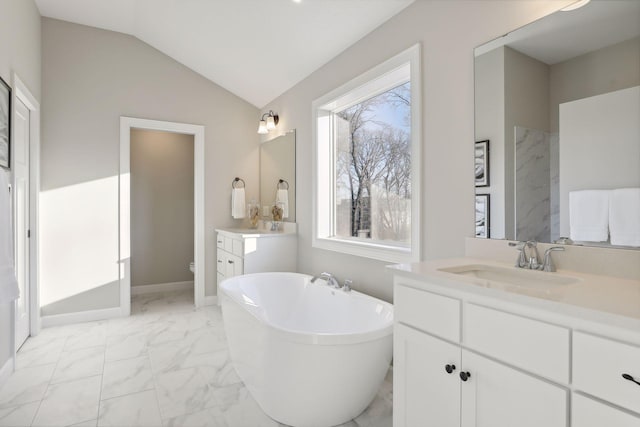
(475, 193, 490, 238)
(475, 139, 489, 187)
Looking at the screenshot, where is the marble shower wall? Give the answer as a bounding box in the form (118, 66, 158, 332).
(515, 126, 558, 242)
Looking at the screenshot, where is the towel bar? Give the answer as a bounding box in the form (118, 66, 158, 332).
(277, 179, 289, 190)
(232, 177, 245, 189)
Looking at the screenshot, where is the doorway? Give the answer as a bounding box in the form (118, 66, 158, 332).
(119, 117, 205, 315)
(12, 74, 41, 351)
(13, 97, 30, 349)
(130, 129, 194, 297)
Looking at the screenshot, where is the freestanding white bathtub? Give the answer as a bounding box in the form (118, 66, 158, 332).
(220, 272, 393, 427)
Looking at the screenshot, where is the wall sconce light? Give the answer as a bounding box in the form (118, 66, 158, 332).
(257, 110, 279, 134)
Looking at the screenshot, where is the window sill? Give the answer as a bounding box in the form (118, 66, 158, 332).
(312, 236, 417, 264)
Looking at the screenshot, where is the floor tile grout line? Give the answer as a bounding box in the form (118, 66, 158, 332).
(28, 333, 68, 427)
(95, 336, 107, 425)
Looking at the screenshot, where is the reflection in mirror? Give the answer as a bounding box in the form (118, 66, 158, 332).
(260, 130, 296, 222)
(474, 0, 640, 248)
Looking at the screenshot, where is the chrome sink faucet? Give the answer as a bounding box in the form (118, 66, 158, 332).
(510, 241, 539, 269)
(525, 241, 540, 269)
(510, 241, 565, 272)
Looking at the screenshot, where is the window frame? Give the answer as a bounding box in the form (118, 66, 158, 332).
(312, 44, 422, 263)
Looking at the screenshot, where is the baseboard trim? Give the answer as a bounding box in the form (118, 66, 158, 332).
(41, 307, 122, 328)
(204, 296, 218, 306)
(131, 281, 194, 295)
(0, 356, 15, 389)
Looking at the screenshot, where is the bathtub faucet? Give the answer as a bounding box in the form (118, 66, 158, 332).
(311, 272, 341, 289)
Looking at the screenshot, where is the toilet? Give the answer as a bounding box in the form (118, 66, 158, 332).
(189, 261, 195, 273)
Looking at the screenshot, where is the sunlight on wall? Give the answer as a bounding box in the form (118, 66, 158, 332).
(40, 176, 119, 306)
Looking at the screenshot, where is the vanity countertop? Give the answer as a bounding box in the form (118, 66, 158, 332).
(389, 257, 640, 337)
(216, 223, 297, 238)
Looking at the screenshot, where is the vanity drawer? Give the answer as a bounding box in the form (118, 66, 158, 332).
(572, 393, 640, 427)
(394, 284, 460, 342)
(464, 303, 570, 383)
(216, 234, 224, 249)
(573, 331, 640, 414)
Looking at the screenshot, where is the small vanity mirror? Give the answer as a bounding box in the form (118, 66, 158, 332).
(474, 0, 640, 248)
(260, 130, 296, 222)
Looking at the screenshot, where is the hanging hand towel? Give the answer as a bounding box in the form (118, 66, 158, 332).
(569, 190, 610, 242)
(231, 187, 246, 219)
(0, 170, 19, 304)
(609, 188, 640, 247)
(276, 188, 289, 219)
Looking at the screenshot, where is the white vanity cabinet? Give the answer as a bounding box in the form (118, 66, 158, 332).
(215, 228, 297, 297)
(394, 281, 568, 427)
(394, 323, 461, 426)
(392, 270, 640, 427)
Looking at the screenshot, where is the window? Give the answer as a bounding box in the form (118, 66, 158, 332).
(312, 44, 421, 262)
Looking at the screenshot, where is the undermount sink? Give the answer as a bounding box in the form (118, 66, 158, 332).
(438, 264, 579, 289)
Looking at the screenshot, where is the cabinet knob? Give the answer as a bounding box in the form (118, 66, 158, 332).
(459, 371, 471, 382)
(622, 373, 640, 386)
(445, 364, 456, 374)
(228, 260, 234, 264)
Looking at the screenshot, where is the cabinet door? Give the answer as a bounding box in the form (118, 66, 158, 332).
(394, 323, 461, 427)
(572, 393, 640, 427)
(225, 254, 243, 277)
(460, 350, 568, 427)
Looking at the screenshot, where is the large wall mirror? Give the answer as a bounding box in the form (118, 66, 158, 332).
(260, 129, 296, 222)
(474, 0, 640, 248)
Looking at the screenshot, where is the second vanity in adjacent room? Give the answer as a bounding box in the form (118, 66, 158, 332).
(216, 129, 298, 299)
(215, 225, 297, 298)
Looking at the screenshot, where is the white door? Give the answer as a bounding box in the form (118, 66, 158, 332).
(14, 98, 30, 349)
(460, 350, 568, 427)
(393, 324, 461, 427)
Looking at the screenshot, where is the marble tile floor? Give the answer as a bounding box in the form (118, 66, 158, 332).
(0, 290, 392, 427)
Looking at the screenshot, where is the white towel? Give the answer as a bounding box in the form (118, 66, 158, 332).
(569, 190, 610, 242)
(609, 188, 640, 247)
(231, 187, 246, 219)
(276, 189, 289, 219)
(0, 170, 19, 304)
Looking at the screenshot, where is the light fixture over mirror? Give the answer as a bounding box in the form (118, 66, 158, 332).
(257, 110, 279, 134)
(474, 0, 640, 249)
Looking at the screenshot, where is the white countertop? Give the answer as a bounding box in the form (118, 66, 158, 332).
(216, 223, 297, 238)
(388, 257, 640, 337)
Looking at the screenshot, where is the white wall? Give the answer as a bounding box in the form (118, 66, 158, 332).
(550, 36, 640, 133)
(130, 129, 194, 287)
(262, 1, 572, 302)
(559, 86, 640, 237)
(0, 0, 41, 373)
(40, 18, 259, 316)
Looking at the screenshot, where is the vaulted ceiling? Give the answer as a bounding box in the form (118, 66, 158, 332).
(35, 0, 415, 108)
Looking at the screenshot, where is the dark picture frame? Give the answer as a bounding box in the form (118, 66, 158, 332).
(475, 140, 489, 187)
(0, 75, 11, 170)
(475, 194, 490, 238)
